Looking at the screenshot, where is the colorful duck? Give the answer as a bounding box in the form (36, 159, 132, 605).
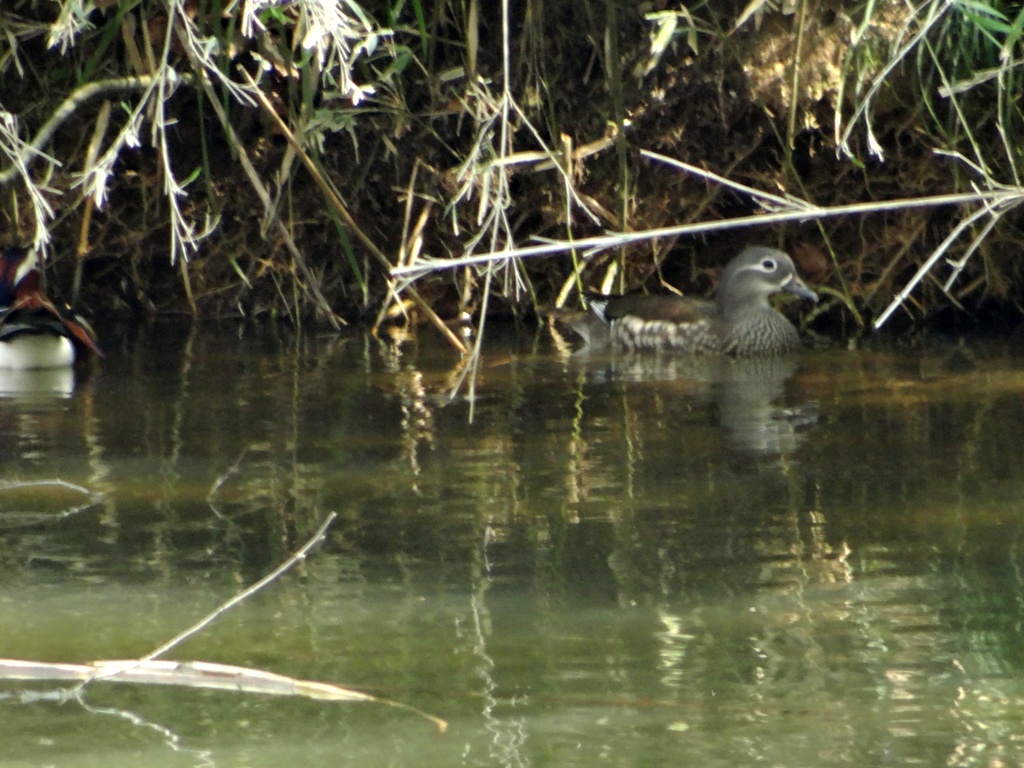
(0, 246, 101, 369)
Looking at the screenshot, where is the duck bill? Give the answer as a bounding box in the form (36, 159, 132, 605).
(783, 275, 818, 303)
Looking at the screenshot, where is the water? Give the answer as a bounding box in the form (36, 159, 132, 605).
(2, 321, 1024, 766)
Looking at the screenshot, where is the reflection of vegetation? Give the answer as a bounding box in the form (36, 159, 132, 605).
(2, 327, 1024, 759)
(0, 479, 100, 529)
(2, 324, 1024, 608)
(1, 2, 1024, 339)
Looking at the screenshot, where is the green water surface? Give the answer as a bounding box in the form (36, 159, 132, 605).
(2, 321, 1023, 767)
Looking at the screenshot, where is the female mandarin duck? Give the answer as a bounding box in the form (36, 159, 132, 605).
(0, 246, 101, 369)
(579, 246, 817, 356)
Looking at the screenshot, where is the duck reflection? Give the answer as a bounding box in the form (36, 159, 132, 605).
(0, 367, 75, 398)
(565, 346, 818, 456)
(713, 356, 818, 454)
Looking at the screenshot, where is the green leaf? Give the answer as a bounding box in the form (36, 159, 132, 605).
(961, 9, 1014, 36)
(409, 0, 428, 59)
(953, 0, 1008, 22)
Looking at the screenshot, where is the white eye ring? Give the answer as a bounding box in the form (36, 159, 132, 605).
(761, 258, 776, 270)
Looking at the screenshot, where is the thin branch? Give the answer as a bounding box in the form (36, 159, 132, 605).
(836, 0, 950, 160)
(872, 203, 1003, 329)
(642, 150, 811, 210)
(0, 76, 161, 186)
(942, 214, 1001, 292)
(83, 512, 338, 686)
(393, 189, 1021, 279)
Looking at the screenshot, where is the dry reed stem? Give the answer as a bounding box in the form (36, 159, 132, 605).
(175, 39, 340, 327)
(394, 190, 1018, 276)
(238, 68, 467, 354)
(1, 658, 448, 731)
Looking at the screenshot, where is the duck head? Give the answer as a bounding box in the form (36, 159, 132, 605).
(716, 246, 818, 318)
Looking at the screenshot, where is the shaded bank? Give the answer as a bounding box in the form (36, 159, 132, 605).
(0, 1, 1022, 344)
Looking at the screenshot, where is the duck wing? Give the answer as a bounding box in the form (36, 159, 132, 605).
(0, 292, 102, 357)
(587, 293, 715, 324)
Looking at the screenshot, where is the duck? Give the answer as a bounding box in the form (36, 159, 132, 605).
(578, 245, 817, 355)
(0, 246, 102, 369)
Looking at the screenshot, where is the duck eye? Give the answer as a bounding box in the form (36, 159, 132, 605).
(761, 258, 776, 270)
